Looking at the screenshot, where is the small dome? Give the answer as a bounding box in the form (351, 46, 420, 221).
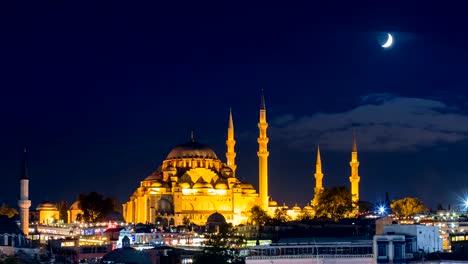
(166, 141, 218, 160)
(36, 202, 57, 211)
(0, 216, 23, 235)
(206, 212, 226, 224)
(240, 183, 254, 189)
(269, 200, 278, 207)
(304, 205, 313, 211)
(144, 172, 161, 181)
(215, 183, 228, 189)
(179, 182, 191, 189)
(292, 205, 301, 211)
(101, 248, 151, 264)
(151, 182, 163, 187)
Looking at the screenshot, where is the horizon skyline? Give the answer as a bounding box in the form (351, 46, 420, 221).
(2, 2, 468, 212)
(6, 92, 464, 211)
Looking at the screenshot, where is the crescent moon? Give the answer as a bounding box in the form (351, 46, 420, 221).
(382, 33, 393, 48)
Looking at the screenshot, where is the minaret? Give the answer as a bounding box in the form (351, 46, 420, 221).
(18, 147, 31, 236)
(257, 91, 269, 210)
(313, 146, 324, 205)
(349, 133, 360, 205)
(226, 107, 237, 176)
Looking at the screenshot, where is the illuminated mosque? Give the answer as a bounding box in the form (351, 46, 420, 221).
(122, 94, 361, 226)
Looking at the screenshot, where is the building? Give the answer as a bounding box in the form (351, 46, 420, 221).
(123, 93, 362, 226)
(36, 202, 60, 224)
(373, 234, 407, 264)
(373, 223, 443, 263)
(0, 215, 37, 260)
(122, 99, 265, 226)
(383, 224, 442, 253)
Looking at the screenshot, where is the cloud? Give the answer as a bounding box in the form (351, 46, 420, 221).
(270, 94, 468, 151)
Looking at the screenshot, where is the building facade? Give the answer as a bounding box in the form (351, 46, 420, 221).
(123, 94, 362, 226)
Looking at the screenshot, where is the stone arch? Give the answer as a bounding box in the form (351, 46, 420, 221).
(158, 198, 173, 214)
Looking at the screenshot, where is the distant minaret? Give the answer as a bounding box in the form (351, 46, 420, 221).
(349, 133, 360, 205)
(313, 146, 324, 205)
(226, 107, 237, 176)
(18, 147, 31, 236)
(257, 91, 269, 210)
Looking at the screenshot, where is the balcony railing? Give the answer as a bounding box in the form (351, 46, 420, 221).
(246, 254, 374, 260)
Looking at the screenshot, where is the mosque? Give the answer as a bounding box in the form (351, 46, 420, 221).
(122, 94, 361, 226)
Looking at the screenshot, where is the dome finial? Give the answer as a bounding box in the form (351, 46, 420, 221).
(190, 129, 195, 142)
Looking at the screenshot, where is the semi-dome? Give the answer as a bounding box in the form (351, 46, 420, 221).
(166, 141, 218, 160)
(193, 181, 213, 189)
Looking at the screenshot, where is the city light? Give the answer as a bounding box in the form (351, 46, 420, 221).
(378, 206, 386, 214)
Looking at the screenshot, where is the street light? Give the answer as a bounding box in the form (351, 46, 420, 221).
(378, 206, 386, 215)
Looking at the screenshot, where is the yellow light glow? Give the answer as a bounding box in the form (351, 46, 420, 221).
(216, 189, 227, 195)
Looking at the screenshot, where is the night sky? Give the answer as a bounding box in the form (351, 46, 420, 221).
(2, 2, 468, 210)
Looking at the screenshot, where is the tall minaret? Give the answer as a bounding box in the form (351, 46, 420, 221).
(226, 107, 237, 176)
(18, 147, 31, 236)
(313, 146, 324, 205)
(349, 133, 360, 205)
(257, 91, 269, 210)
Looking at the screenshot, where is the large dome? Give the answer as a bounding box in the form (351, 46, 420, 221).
(166, 141, 218, 160)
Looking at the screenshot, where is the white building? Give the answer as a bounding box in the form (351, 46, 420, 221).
(384, 224, 442, 253)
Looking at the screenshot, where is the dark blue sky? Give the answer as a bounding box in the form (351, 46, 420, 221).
(2, 2, 468, 210)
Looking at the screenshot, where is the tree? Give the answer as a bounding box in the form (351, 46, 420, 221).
(193, 223, 245, 264)
(57, 201, 69, 223)
(77, 192, 114, 222)
(391, 197, 428, 218)
(314, 186, 354, 221)
(0, 203, 19, 218)
(272, 208, 290, 225)
(246, 205, 270, 226)
(297, 210, 313, 222)
(182, 216, 191, 226)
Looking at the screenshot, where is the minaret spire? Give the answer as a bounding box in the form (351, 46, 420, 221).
(226, 107, 237, 176)
(257, 90, 269, 210)
(352, 130, 357, 152)
(18, 147, 31, 236)
(312, 145, 324, 206)
(260, 89, 266, 110)
(21, 147, 29, 179)
(190, 129, 195, 142)
(349, 132, 361, 210)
